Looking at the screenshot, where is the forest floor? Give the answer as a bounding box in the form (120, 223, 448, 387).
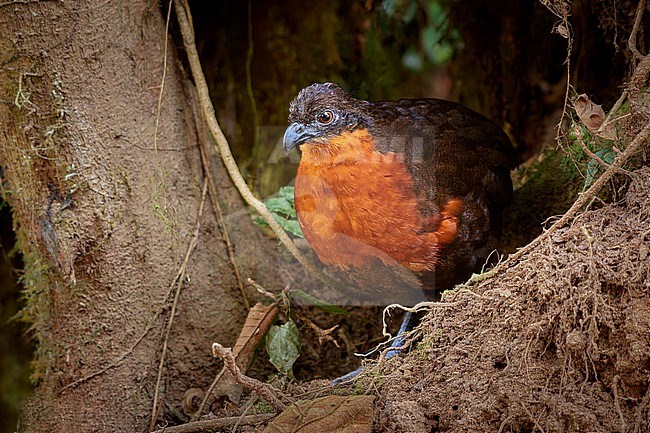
(243, 168, 649, 433)
(370, 166, 650, 432)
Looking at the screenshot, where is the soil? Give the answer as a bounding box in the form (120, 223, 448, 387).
(3, 1, 648, 432)
(369, 167, 650, 433)
(203, 166, 650, 433)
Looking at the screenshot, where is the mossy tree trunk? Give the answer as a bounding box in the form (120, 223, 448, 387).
(0, 2, 275, 431)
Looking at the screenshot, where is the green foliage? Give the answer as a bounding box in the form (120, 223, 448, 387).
(585, 147, 615, 188)
(266, 319, 301, 380)
(255, 186, 303, 238)
(253, 401, 275, 414)
(566, 122, 618, 190)
(382, 0, 462, 71)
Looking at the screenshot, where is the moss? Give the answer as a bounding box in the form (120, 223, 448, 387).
(252, 401, 275, 414)
(12, 229, 56, 384)
(0, 68, 76, 384)
(503, 138, 585, 252)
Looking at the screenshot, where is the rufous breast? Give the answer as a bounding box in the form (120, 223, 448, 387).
(295, 128, 462, 273)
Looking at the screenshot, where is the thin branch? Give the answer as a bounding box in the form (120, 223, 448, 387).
(151, 414, 275, 433)
(212, 343, 287, 411)
(190, 301, 279, 420)
(470, 118, 650, 285)
(231, 397, 258, 433)
(612, 375, 627, 433)
(194, 98, 249, 310)
(150, 179, 209, 432)
(576, 134, 610, 169)
(154, 0, 173, 155)
(628, 0, 646, 60)
(150, 0, 175, 221)
(173, 0, 338, 288)
(541, 1, 574, 144)
(245, 0, 260, 165)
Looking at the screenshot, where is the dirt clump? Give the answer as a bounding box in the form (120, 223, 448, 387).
(373, 167, 650, 433)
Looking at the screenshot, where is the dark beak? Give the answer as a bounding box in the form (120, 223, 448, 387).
(283, 122, 318, 154)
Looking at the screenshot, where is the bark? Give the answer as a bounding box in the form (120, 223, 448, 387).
(0, 2, 278, 431)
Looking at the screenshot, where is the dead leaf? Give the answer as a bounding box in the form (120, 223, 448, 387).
(553, 23, 569, 38)
(574, 94, 606, 133)
(213, 302, 279, 404)
(263, 395, 375, 433)
(232, 303, 279, 362)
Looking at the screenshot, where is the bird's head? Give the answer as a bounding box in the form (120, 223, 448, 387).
(283, 83, 366, 153)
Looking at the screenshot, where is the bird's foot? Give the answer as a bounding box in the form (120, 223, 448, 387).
(331, 311, 416, 385)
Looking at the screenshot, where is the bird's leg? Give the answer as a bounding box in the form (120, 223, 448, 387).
(385, 311, 416, 359)
(331, 311, 416, 385)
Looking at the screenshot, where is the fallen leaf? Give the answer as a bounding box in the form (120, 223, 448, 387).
(573, 94, 606, 133)
(263, 395, 375, 433)
(233, 303, 279, 362)
(553, 23, 569, 38)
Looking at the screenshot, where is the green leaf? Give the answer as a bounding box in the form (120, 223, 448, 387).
(266, 320, 301, 379)
(289, 290, 349, 315)
(265, 197, 293, 218)
(279, 219, 303, 238)
(253, 186, 302, 236)
(584, 147, 615, 189)
(277, 186, 295, 204)
(597, 147, 616, 164)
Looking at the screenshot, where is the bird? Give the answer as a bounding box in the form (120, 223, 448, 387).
(283, 83, 518, 307)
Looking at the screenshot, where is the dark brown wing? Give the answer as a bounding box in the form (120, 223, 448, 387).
(363, 98, 518, 290)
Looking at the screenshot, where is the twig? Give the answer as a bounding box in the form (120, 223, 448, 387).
(604, 90, 629, 124)
(154, 0, 173, 155)
(212, 343, 287, 411)
(245, 0, 259, 165)
(302, 316, 340, 347)
(150, 0, 174, 222)
(191, 370, 226, 422)
(59, 328, 148, 393)
(231, 397, 258, 433)
(542, 2, 573, 144)
(194, 100, 249, 310)
(247, 277, 278, 300)
(520, 402, 546, 433)
(628, 0, 646, 60)
(191, 300, 279, 420)
(470, 117, 650, 285)
(576, 133, 610, 169)
(612, 375, 627, 433)
(151, 414, 275, 433)
(150, 179, 209, 431)
(173, 0, 338, 288)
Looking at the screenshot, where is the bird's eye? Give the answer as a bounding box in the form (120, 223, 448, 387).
(316, 110, 334, 125)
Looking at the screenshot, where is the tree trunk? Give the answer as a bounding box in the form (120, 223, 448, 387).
(0, 2, 276, 431)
